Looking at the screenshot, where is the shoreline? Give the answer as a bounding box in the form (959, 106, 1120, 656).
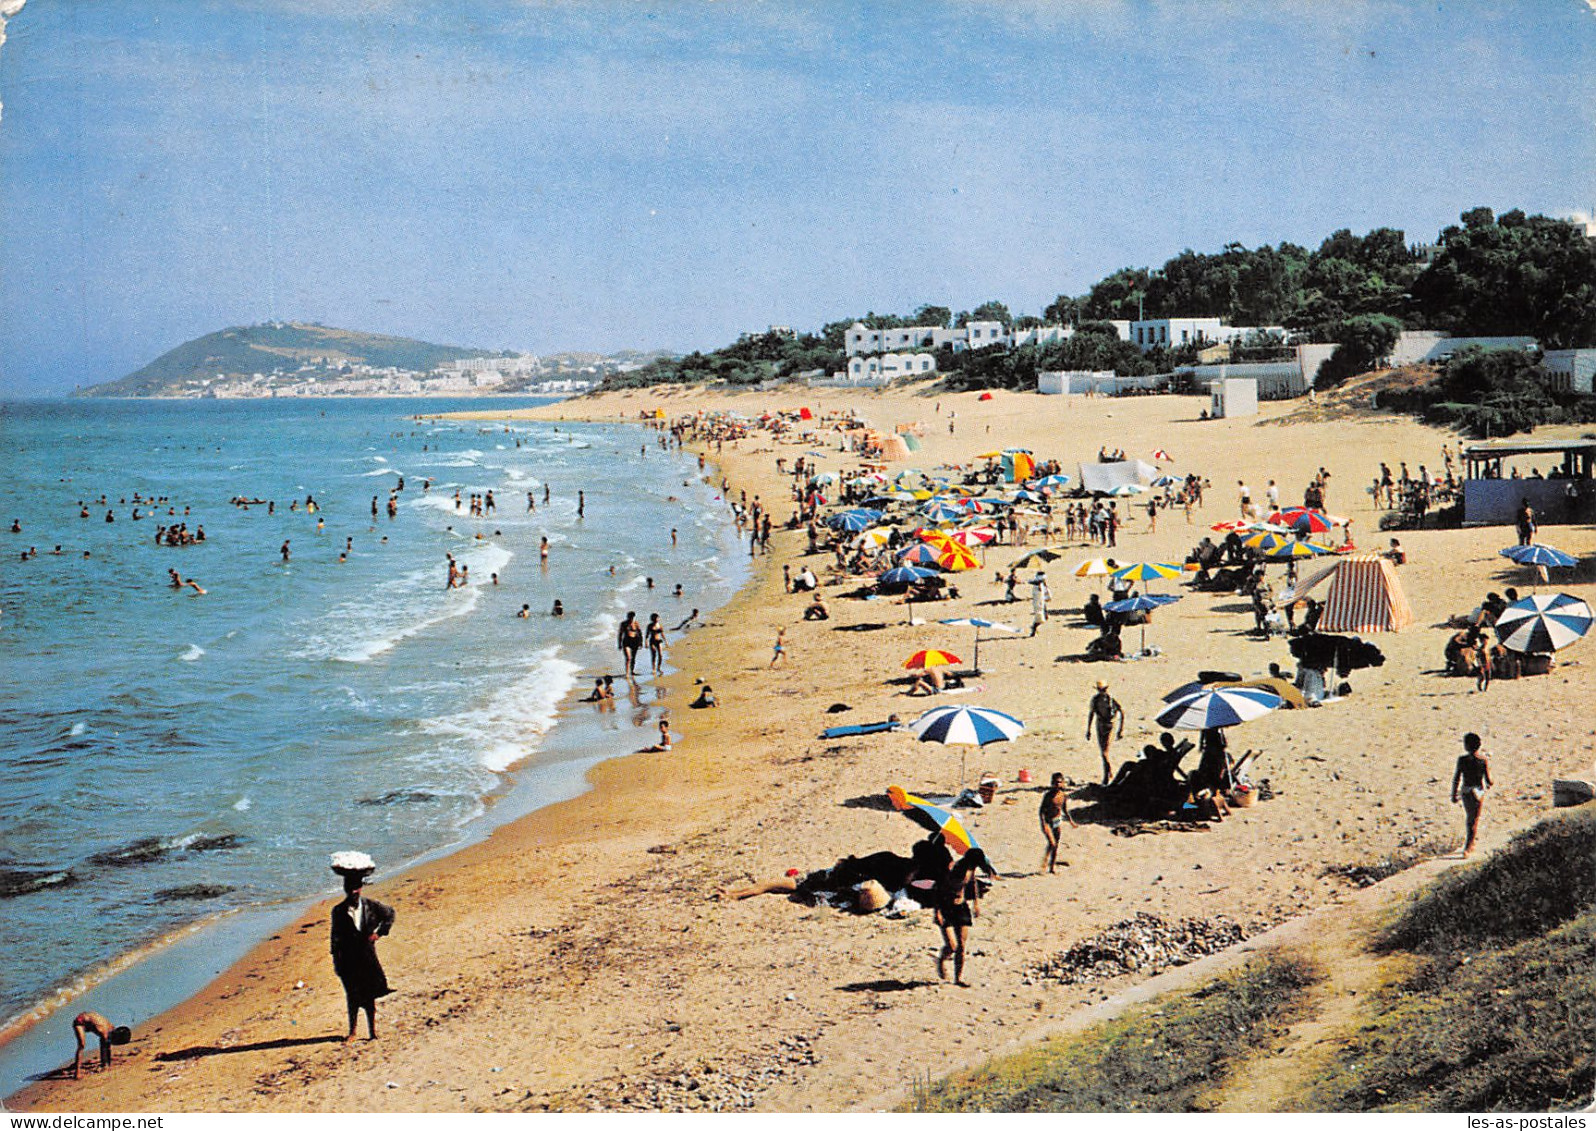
(0, 409, 747, 1099)
(12, 384, 1593, 1112)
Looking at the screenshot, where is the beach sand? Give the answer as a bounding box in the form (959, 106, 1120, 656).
(13, 386, 1595, 1112)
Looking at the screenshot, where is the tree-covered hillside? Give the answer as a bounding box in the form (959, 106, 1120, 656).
(599, 208, 1595, 392)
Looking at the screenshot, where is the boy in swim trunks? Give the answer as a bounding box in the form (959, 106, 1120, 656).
(1451, 731, 1493, 857)
(72, 1012, 130, 1078)
(1039, 772, 1076, 873)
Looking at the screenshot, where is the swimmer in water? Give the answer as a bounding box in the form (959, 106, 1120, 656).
(281, 540, 291, 563)
(540, 536, 549, 562)
(552, 599, 564, 616)
(518, 604, 531, 618)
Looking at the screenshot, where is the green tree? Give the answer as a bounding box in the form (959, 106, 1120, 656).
(1316, 314, 1403, 387)
(913, 304, 952, 328)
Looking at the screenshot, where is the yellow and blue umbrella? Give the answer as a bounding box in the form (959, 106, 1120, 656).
(886, 786, 983, 858)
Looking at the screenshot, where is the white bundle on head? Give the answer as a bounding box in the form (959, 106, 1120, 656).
(329, 850, 375, 875)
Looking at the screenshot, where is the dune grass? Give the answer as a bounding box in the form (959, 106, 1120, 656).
(904, 950, 1321, 1112)
(1311, 807, 1596, 1112)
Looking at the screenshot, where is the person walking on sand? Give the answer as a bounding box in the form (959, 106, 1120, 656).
(935, 848, 987, 987)
(1085, 681, 1125, 785)
(769, 626, 787, 668)
(1029, 571, 1051, 636)
(330, 869, 395, 1043)
(618, 612, 643, 677)
(1451, 732, 1493, 857)
(1039, 773, 1076, 874)
(71, 1012, 130, 1079)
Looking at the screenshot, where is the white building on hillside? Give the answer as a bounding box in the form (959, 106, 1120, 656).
(1127, 318, 1284, 353)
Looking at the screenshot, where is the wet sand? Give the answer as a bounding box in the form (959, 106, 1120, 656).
(13, 385, 1594, 1112)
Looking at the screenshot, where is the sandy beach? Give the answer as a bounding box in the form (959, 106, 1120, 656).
(13, 384, 1594, 1113)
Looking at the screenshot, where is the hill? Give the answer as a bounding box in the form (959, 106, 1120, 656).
(75, 322, 498, 397)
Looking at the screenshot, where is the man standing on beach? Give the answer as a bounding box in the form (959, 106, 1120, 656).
(1029, 571, 1051, 636)
(1451, 732, 1493, 857)
(331, 870, 395, 1043)
(1085, 681, 1125, 785)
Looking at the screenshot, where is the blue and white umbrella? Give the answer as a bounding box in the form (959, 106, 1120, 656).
(879, 565, 938, 589)
(911, 704, 1026, 787)
(911, 704, 1026, 746)
(1151, 474, 1179, 488)
(1105, 593, 1182, 614)
(938, 617, 1019, 671)
(1155, 686, 1283, 730)
(1499, 544, 1578, 569)
(827, 510, 878, 532)
(1031, 474, 1072, 490)
(1494, 593, 1593, 653)
(1106, 593, 1182, 652)
(921, 500, 966, 523)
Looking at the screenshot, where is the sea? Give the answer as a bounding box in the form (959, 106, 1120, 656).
(0, 396, 745, 1086)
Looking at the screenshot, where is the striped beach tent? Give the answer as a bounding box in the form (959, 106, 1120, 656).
(1278, 555, 1414, 633)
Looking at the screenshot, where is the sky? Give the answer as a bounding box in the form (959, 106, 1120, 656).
(0, 0, 1592, 395)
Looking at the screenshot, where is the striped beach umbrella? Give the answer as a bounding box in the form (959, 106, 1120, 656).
(911, 704, 1025, 745)
(1012, 545, 1068, 568)
(897, 542, 947, 567)
(921, 500, 966, 523)
(944, 527, 996, 548)
(910, 704, 1026, 787)
(1031, 474, 1073, 490)
(931, 541, 980, 572)
(1156, 687, 1283, 730)
(1074, 558, 1121, 578)
(1106, 483, 1146, 497)
(879, 565, 938, 589)
(1499, 544, 1578, 569)
(1111, 562, 1185, 583)
(937, 616, 1019, 670)
(904, 649, 962, 670)
(1267, 507, 1338, 535)
(827, 510, 875, 532)
(1261, 540, 1334, 560)
(1494, 593, 1593, 654)
(1243, 531, 1293, 553)
(886, 786, 984, 858)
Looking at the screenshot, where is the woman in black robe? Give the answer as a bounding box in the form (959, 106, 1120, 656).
(331, 871, 395, 1042)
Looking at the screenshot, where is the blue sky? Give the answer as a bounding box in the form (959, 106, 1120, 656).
(1, 0, 1592, 395)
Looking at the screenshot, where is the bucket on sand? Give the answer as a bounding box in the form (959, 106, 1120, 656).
(1017, 768, 1033, 784)
(979, 778, 1000, 805)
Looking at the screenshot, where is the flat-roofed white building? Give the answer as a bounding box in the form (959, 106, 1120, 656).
(1543, 349, 1596, 395)
(1128, 318, 1285, 353)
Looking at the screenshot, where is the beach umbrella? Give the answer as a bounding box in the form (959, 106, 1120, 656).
(827, 511, 874, 533)
(1242, 531, 1293, 553)
(1267, 507, 1338, 535)
(1493, 593, 1593, 654)
(921, 500, 966, 523)
(1151, 475, 1179, 488)
(858, 495, 898, 509)
(1111, 562, 1184, 584)
(1155, 687, 1283, 731)
(932, 541, 980, 572)
(1031, 474, 1072, 490)
(1152, 449, 1172, 462)
(1261, 540, 1334, 561)
(812, 472, 839, 485)
(1013, 489, 1048, 504)
(938, 616, 1018, 672)
(1105, 593, 1182, 653)
(1499, 544, 1577, 569)
(853, 528, 894, 550)
(879, 565, 937, 589)
(904, 649, 962, 670)
(1105, 484, 1146, 497)
(1210, 520, 1251, 533)
(1012, 545, 1068, 568)
(1074, 558, 1121, 578)
(1001, 451, 1036, 483)
(909, 704, 1027, 788)
(885, 786, 984, 858)
(975, 450, 1003, 459)
(944, 527, 995, 548)
(896, 542, 947, 567)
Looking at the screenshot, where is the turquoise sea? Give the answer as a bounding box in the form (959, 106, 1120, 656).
(0, 397, 744, 1058)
